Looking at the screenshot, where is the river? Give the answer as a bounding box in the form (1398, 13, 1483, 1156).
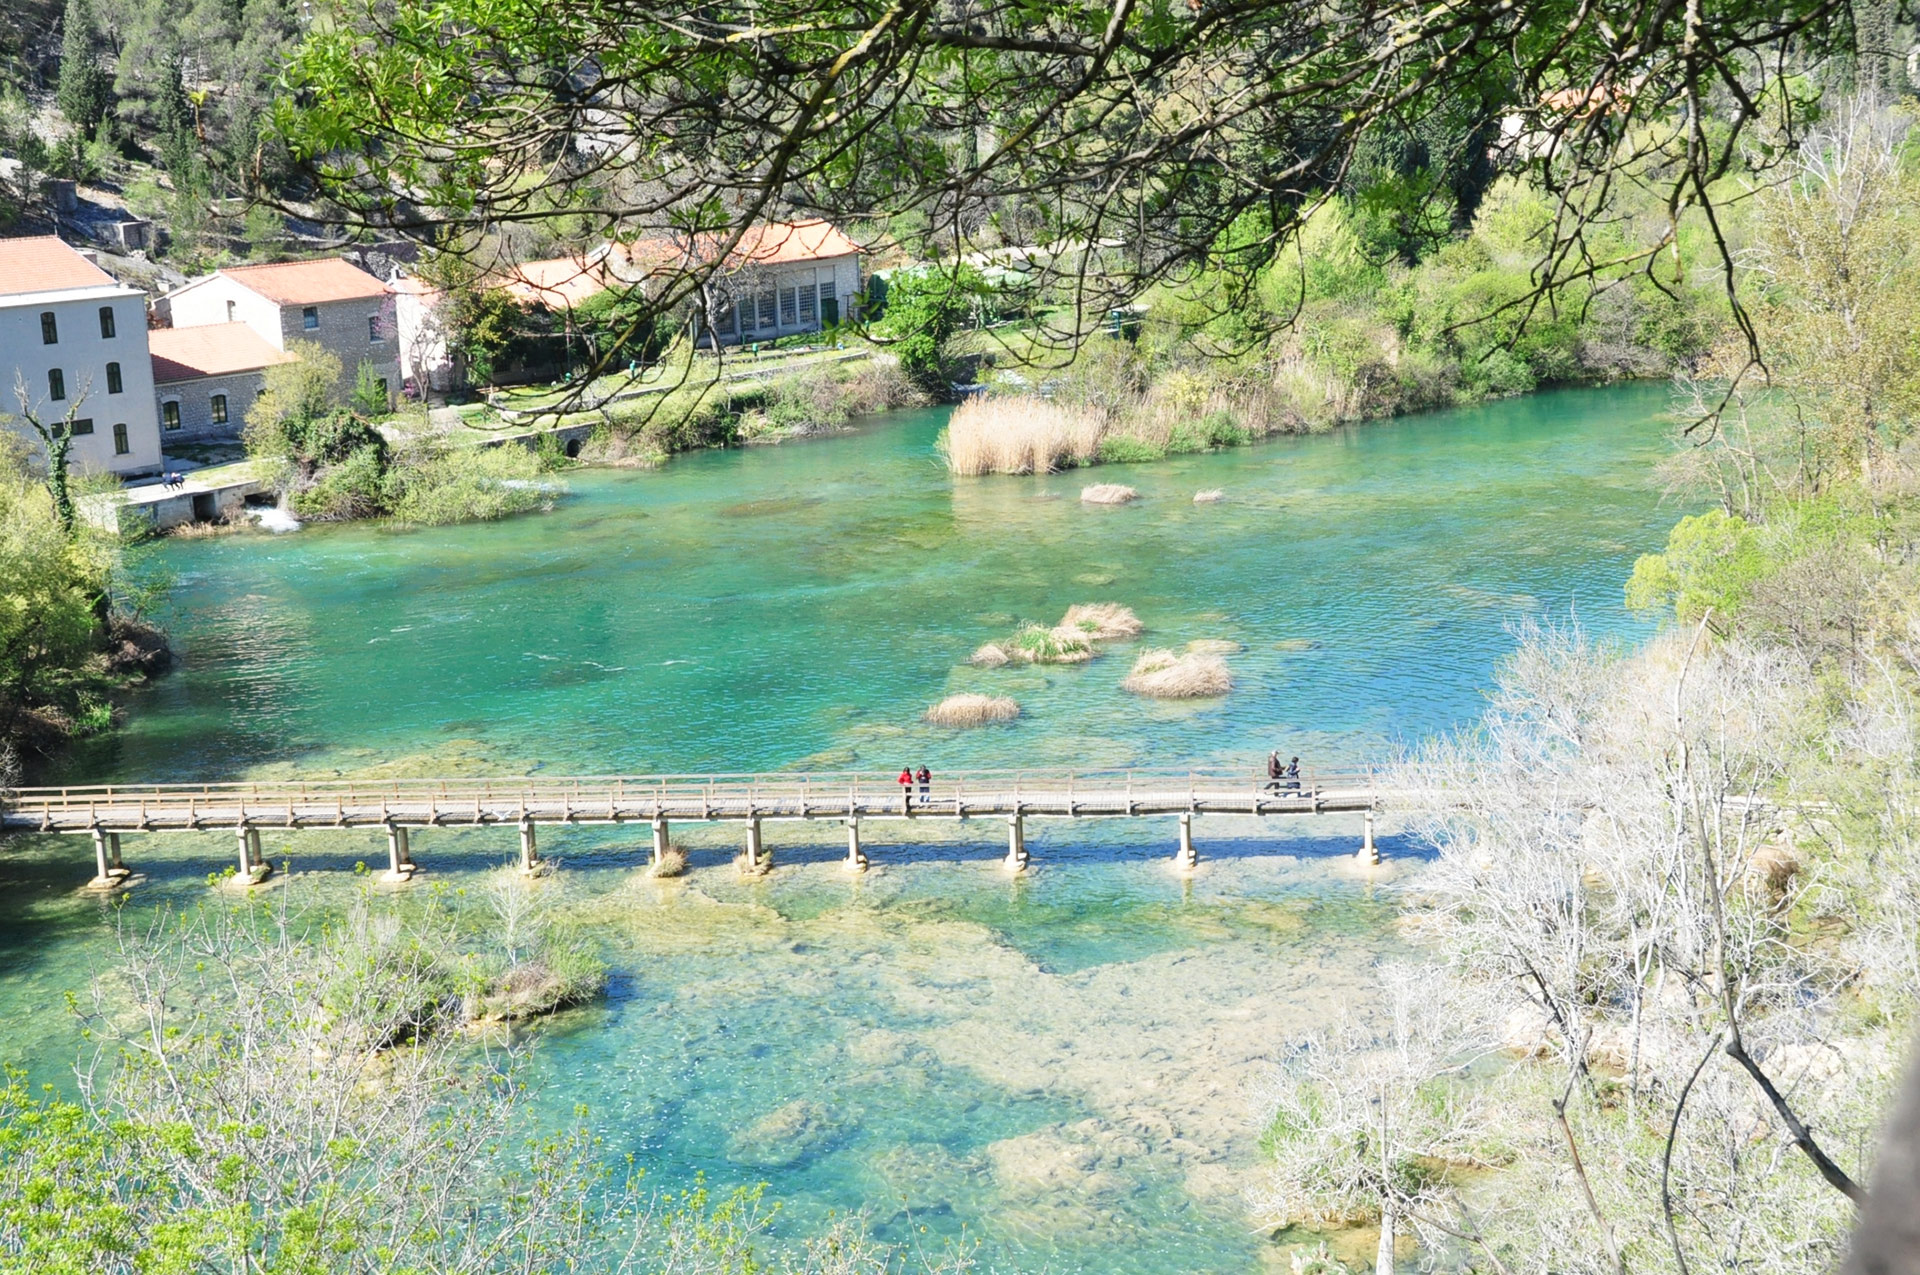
(2, 383, 1679, 1273)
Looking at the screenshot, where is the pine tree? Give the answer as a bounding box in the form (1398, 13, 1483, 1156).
(153, 52, 198, 180)
(56, 0, 112, 138)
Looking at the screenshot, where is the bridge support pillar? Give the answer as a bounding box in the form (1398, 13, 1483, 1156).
(652, 817, 670, 870)
(234, 827, 269, 885)
(845, 817, 867, 871)
(518, 819, 542, 875)
(383, 825, 417, 882)
(1359, 810, 1379, 866)
(742, 817, 764, 871)
(1174, 813, 1197, 871)
(87, 828, 131, 890)
(1004, 814, 1027, 872)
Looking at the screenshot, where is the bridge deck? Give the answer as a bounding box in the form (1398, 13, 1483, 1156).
(2, 768, 1381, 833)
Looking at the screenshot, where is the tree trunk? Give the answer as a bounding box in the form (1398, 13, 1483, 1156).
(1376, 1199, 1396, 1275)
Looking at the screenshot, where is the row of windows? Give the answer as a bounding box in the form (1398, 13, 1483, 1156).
(39, 308, 118, 344)
(45, 363, 127, 401)
(62, 419, 133, 454)
(714, 283, 833, 334)
(161, 393, 233, 430)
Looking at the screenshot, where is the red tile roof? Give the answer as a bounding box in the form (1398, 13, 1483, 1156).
(0, 236, 118, 297)
(150, 322, 299, 383)
(218, 258, 388, 305)
(498, 220, 860, 308)
(503, 255, 611, 307)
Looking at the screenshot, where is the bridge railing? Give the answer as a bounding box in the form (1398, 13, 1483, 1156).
(3, 766, 1382, 815)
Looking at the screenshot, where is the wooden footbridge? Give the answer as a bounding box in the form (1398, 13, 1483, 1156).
(0, 767, 1389, 889)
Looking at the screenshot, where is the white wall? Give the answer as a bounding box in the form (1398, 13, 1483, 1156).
(1, 288, 162, 477)
(169, 275, 284, 349)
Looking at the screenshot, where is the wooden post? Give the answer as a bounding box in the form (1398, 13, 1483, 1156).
(652, 816, 670, 869)
(237, 826, 253, 878)
(745, 817, 763, 870)
(1004, 813, 1027, 872)
(845, 817, 866, 871)
(1174, 812, 1197, 871)
(518, 818, 540, 874)
(1359, 809, 1379, 866)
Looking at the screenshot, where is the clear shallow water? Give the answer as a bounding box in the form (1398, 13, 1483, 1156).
(3, 383, 1680, 1273)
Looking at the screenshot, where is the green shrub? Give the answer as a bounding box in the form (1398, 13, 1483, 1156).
(1200, 410, 1251, 447)
(291, 444, 390, 520)
(388, 442, 564, 526)
(1096, 434, 1166, 464)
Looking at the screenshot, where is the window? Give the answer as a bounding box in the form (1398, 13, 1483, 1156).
(47, 369, 65, 401)
(210, 394, 228, 425)
(302, 306, 319, 330)
(70, 417, 94, 436)
(226, 300, 237, 322)
(798, 282, 817, 325)
(40, 312, 57, 344)
(162, 401, 181, 431)
(779, 287, 797, 326)
(757, 289, 776, 329)
(106, 362, 122, 394)
(368, 315, 382, 342)
(98, 306, 116, 339)
(112, 423, 130, 455)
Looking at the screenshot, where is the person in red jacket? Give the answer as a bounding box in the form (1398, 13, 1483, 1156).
(898, 765, 914, 810)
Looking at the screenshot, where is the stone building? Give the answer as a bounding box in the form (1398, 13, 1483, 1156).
(164, 258, 399, 405)
(148, 323, 297, 443)
(0, 235, 162, 478)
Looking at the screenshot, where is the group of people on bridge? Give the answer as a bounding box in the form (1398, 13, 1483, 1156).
(897, 764, 933, 809)
(1266, 751, 1302, 792)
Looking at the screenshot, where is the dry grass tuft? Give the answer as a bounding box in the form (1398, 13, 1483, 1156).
(925, 693, 1021, 727)
(1122, 648, 1232, 698)
(970, 642, 1011, 668)
(735, 851, 773, 876)
(650, 846, 689, 878)
(1193, 489, 1225, 503)
(1080, 483, 1138, 505)
(1186, 638, 1242, 655)
(1059, 603, 1143, 641)
(942, 395, 1106, 476)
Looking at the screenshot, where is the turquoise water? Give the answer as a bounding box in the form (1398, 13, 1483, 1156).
(2, 383, 1680, 1272)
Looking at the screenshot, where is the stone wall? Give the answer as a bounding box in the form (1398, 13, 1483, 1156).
(155, 370, 268, 443)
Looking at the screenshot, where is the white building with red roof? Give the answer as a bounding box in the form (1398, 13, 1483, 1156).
(165, 257, 399, 405)
(0, 236, 161, 478)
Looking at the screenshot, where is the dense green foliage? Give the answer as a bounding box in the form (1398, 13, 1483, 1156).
(0, 445, 166, 757)
(245, 345, 566, 524)
(876, 266, 986, 390)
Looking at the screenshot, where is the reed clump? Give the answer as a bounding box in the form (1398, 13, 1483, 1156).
(940, 395, 1106, 475)
(1007, 623, 1094, 664)
(1122, 648, 1232, 698)
(1059, 603, 1143, 641)
(925, 693, 1021, 727)
(969, 643, 1011, 667)
(1080, 484, 1138, 505)
(650, 846, 689, 878)
(1193, 489, 1225, 503)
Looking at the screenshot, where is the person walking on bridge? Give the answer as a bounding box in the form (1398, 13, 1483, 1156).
(898, 765, 914, 812)
(1266, 751, 1284, 791)
(916, 765, 931, 802)
(1286, 757, 1301, 792)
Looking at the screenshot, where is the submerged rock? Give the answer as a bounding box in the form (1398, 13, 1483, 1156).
(727, 1098, 844, 1168)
